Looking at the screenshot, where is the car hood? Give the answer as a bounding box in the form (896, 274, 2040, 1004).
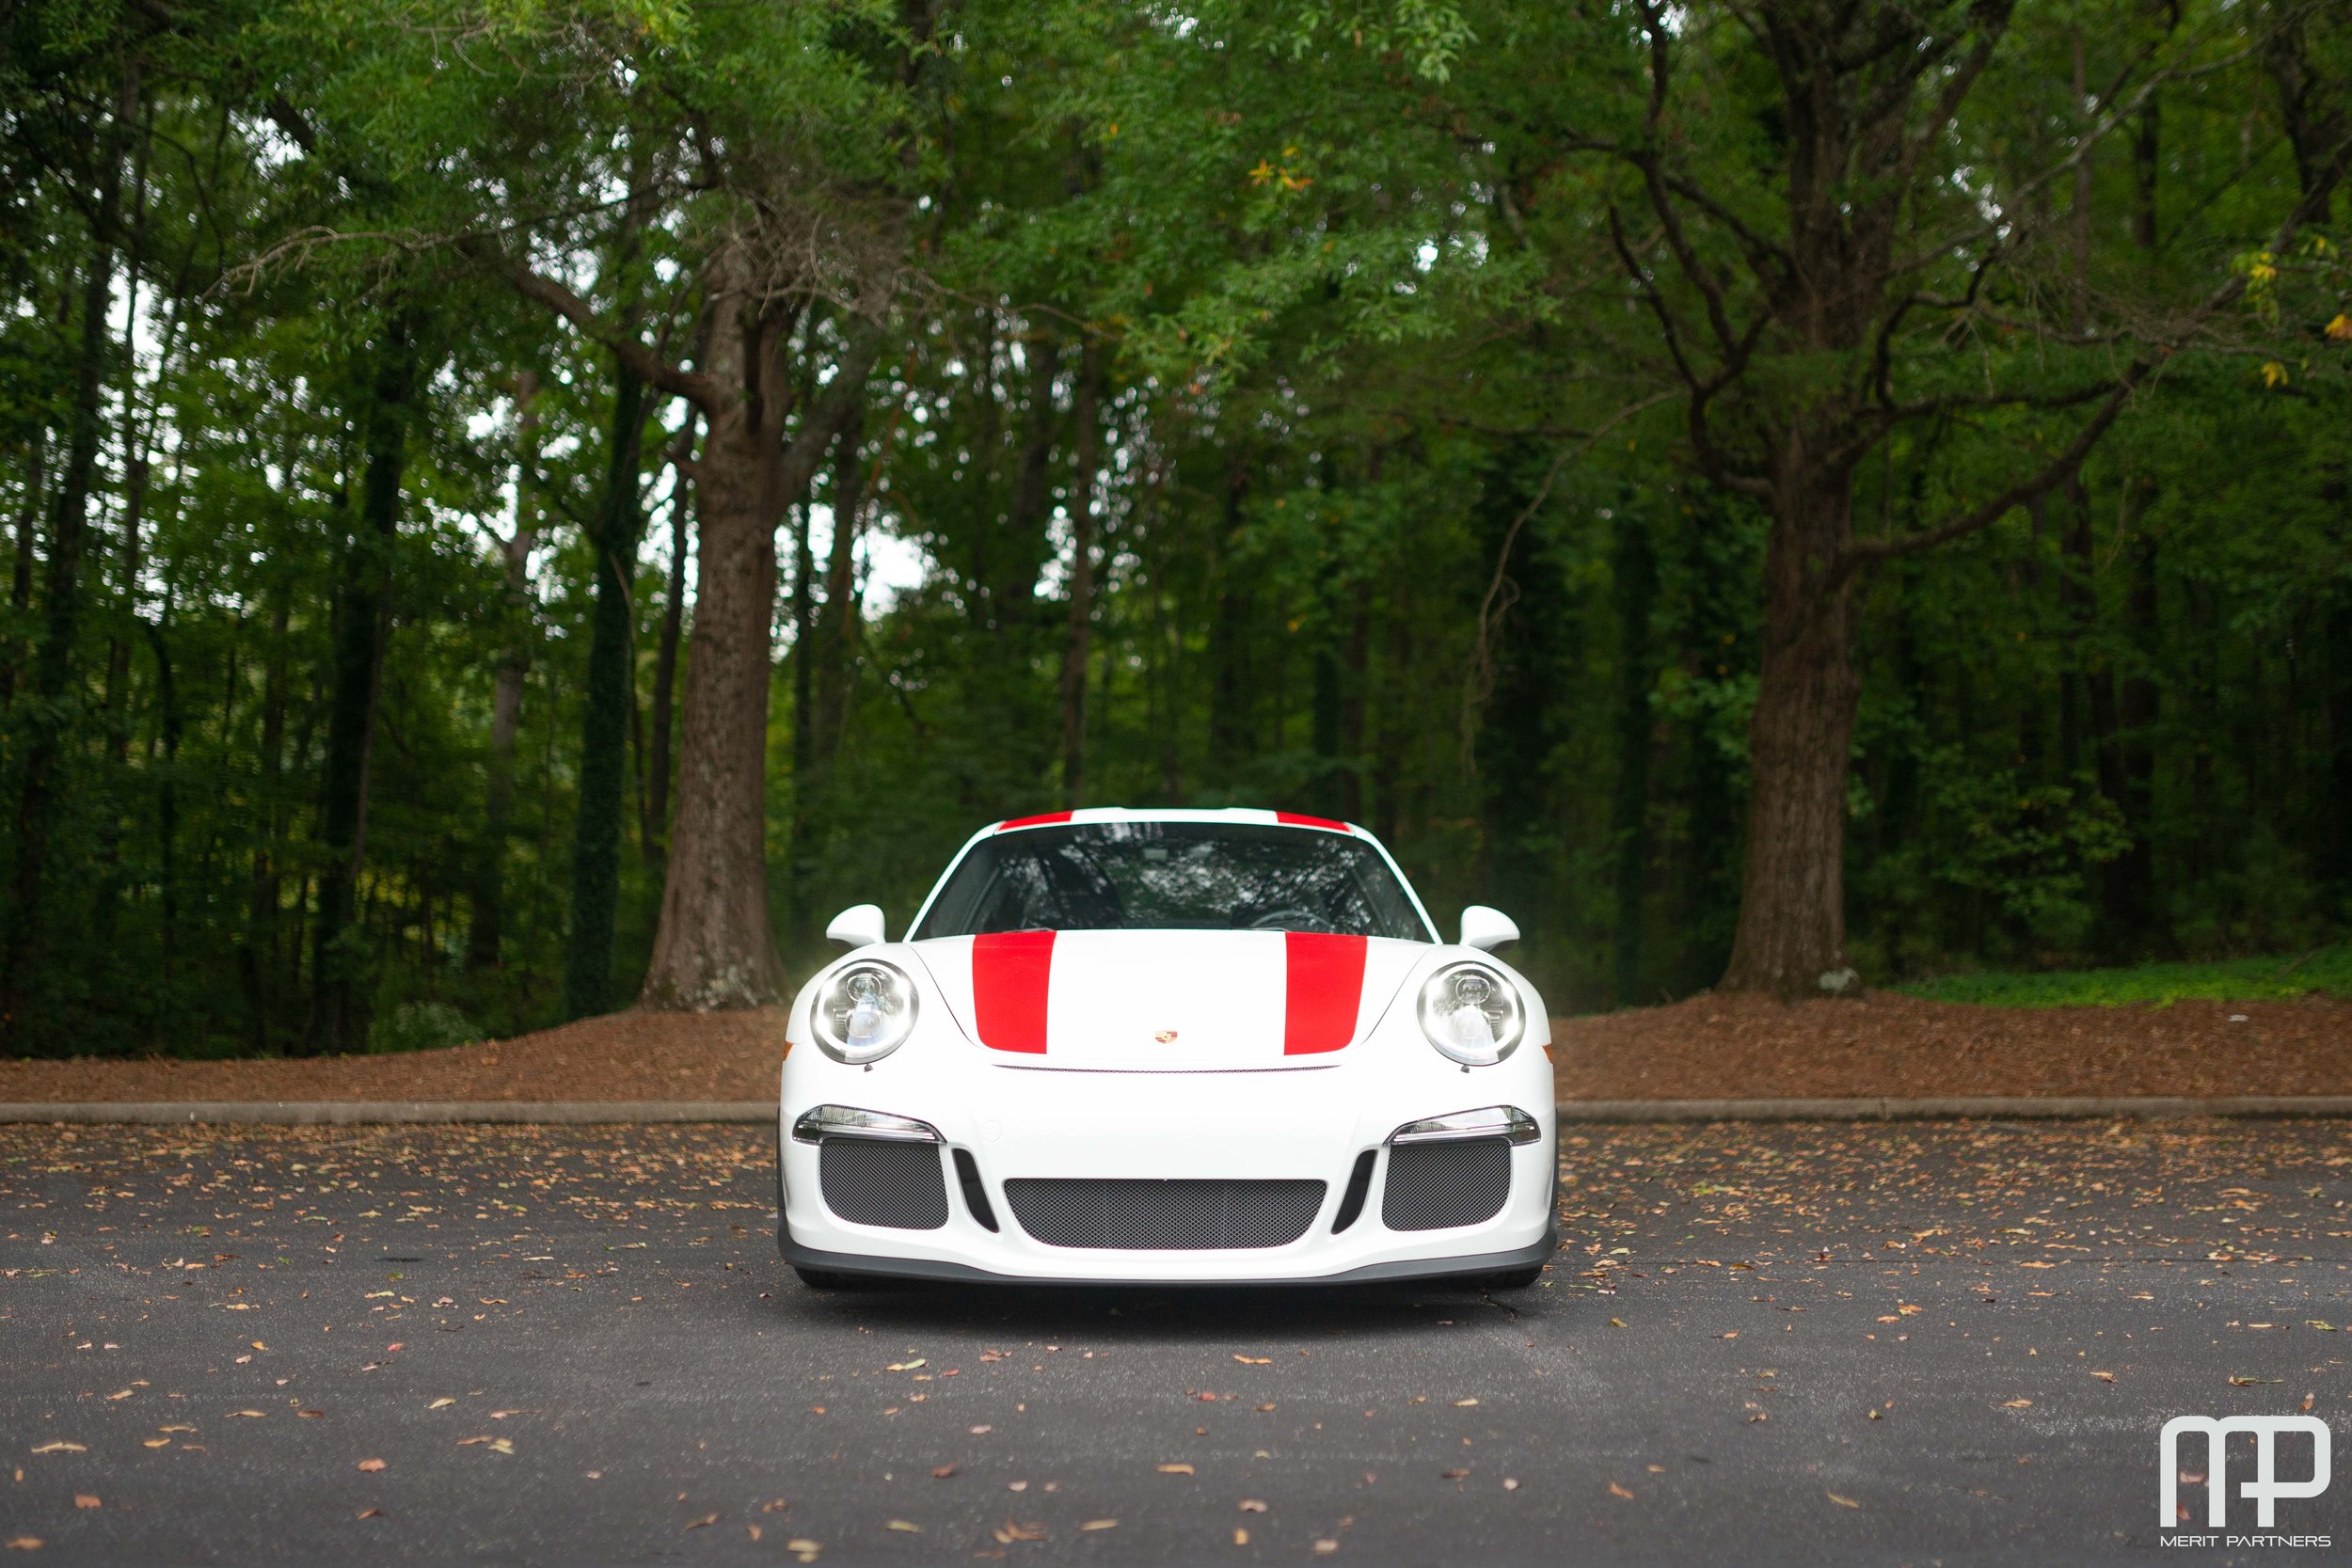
(906, 929, 1432, 1070)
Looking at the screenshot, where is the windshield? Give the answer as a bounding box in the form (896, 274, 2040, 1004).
(913, 822, 1432, 941)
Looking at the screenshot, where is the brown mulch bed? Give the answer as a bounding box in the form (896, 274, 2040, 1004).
(1, 990, 2345, 1103)
(0, 1008, 790, 1103)
(1555, 990, 2352, 1101)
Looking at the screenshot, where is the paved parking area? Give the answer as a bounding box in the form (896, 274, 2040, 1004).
(3, 1118, 2349, 1563)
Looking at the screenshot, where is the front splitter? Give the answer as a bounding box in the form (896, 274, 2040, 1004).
(775, 1223, 1557, 1287)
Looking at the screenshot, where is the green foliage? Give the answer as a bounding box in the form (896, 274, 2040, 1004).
(369, 1000, 483, 1054)
(0, 0, 2348, 1057)
(1897, 946, 2352, 1008)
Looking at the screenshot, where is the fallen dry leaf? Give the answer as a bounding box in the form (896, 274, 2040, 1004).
(357, 1459, 386, 1473)
(1609, 1482, 1634, 1499)
(1233, 1355, 1271, 1365)
(141, 1439, 169, 1449)
(7, 1538, 41, 1551)
(1313, 1540, 1338, 1555)
(886, 1360, 926, 1372)
(1079, 1519, 1119, 1531)
(885, 1521, 921, 1533)
(684, 1515, 717, 1531)
(428, 1399, 455, 1411)
(2089, 1371, 2116, 1385)
(1238, 1499, 1268, 1513)
(2002, 1400, 2032, 1409)
(28, 1444, 83, 1455)
(1454, 1399, 1479, 1407)
(1157, 1463, 1194, 1475)
(72, 1497, 98, 1512)
(968, 1425, 993, 1435)
(357, 1509, 383, 1520)
(1828, 1493, 1860, 1509)
(930, 1465, 956, 1480)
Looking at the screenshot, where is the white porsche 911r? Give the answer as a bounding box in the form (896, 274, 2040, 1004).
(775, 807, 1557, 1289)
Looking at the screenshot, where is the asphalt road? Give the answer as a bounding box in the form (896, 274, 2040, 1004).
(4, 1118, 2351, 1565)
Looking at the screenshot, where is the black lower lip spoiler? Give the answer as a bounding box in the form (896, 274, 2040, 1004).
(774, 1225, 1556, 1288)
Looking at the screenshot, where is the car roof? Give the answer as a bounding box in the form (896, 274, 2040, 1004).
(988, 807, 1361, 836)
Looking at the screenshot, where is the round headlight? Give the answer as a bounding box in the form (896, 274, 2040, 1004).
(810, 959, 920, 1065)
(1416, 962, 1525, 1067)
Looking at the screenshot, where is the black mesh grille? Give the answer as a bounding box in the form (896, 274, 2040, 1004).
(1381, 1138, 1511, 1231)
(1005, 1178, 1327, 1249)
(818, 1137, 949, 1230)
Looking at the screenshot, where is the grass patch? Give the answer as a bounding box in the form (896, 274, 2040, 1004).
(1896, 945, 2352, 1008)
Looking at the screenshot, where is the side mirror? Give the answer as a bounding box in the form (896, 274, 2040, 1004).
(825, 904, 886, 949)
(1458, 905, 1519, 952)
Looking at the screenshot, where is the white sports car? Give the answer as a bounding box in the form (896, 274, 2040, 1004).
(775, 807, 1557, 1288)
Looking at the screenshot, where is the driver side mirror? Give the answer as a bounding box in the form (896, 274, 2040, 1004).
(825, 904, 887, 949)
(1458, 905, 1519, 952)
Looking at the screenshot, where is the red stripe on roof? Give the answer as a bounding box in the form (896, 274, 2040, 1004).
(971, 930, 1056, 1053)
(1274, 812, 1351, 832)
(996, 812, 1074, 832)
(1281, 932, 1367, 1054)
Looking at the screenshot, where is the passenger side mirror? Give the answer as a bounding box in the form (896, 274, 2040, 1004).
(825, 904, 887, 949)
(1457, 905, 1519, 952)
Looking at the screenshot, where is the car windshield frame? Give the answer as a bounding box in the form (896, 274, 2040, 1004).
(910, 821, 1437, 942)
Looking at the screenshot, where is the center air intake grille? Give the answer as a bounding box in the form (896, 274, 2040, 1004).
(818, 1137, 949, 1230)
(1382, 1138, 1511, 1231)
(1005, 1178, 1327, 1249)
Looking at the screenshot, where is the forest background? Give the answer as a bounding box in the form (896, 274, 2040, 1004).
(4, 0, 2350, 1059)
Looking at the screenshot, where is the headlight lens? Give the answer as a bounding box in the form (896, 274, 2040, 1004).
(811, 959, 920, 1064)
(1416, 962, 1525, 1066)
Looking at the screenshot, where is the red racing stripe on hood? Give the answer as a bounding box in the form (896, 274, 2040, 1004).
(971, 930, 1056, 1053)
(1282, 932, 1367, 1054)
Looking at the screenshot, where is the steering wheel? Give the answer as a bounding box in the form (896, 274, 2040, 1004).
(1243, 907, 1331, 933)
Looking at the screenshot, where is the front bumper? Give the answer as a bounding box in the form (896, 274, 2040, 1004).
(775, 1046, 1559, 1285)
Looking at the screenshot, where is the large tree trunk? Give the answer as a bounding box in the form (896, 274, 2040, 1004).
(306, 315, 416, 1053)
(637, 284, 877, 1010)
(1720, 475, 1862, 997)
(563, 355, 647, 1018)
(639, 400, 789, 1009)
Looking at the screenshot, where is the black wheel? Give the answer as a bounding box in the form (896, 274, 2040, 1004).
(1482, 1264, 1545, 1290)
